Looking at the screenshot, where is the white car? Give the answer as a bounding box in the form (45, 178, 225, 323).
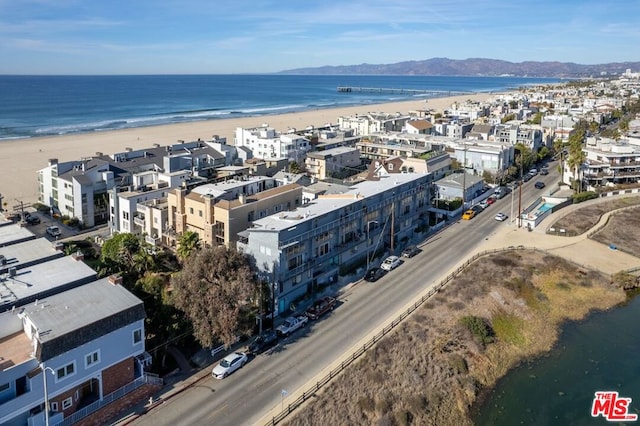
(211, 352, 247, 379)
(495, 212, 508, 222)
(380, 255, 401, 271)
(46, 226, 61, 237)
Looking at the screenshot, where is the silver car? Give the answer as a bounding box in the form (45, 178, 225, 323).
(212, 352, 247, 379)
(380, 255, 401, 271)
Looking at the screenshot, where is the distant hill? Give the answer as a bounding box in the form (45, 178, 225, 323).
(278, 58, 640, 78)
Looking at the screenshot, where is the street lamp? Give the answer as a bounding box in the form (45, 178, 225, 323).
(40, 363, 55, 426)
(366, 220, 379, 272)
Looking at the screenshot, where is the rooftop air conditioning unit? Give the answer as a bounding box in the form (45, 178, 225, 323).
(9, 267, 17, 277)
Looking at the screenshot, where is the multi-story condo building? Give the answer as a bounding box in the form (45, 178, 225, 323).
(493, 123, 543, 152)
(237, 173, 432, 314)
(166, 177, 303, 248)
(453, 141, 514, 177)
(304, 147, 361, 180)
(234, 125, 311, 161)
(356, 138, 432, 161)
(338, 112, 412, 136)
(38, 141, 226, 227)
(0, 276, 147, 426)
(581, 137, 640, 188)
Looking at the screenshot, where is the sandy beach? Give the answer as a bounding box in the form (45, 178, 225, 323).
(0, 93, 495, 206)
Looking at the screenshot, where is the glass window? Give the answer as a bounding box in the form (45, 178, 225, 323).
(56, 362, 75, 381)
(85, 350, 100, 368)
(62, 397, 73, 410)
(133, 328, 142, 344)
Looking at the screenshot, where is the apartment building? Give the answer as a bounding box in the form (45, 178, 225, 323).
(237, 173, 432, 314)
(338, 112, 411, 136)
(493, 123, 543, 152)
(38, 141, 226, 227)
(453, 141, 514, 176)
(167, 177, 303, 248)
(234, 125, 311, 161)
(582, 137, 640, 188)
(0, 276, 147, 426)
(304, 147, 361, 180)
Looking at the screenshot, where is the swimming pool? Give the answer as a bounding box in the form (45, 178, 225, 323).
(537, 202, 555, 213)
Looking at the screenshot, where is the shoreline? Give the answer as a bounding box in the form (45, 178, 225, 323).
(0, 92, 497, 205)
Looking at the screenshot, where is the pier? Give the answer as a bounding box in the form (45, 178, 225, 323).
(337, 86, 472, 96)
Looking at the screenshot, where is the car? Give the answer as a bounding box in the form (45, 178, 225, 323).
(486, 196, 496, 205)
(380, 255, 401, 271)
(529, 168, 538, 176)
(248, 331, 278, 355)
(461, 209, 476, 220)
(495, 212, 508, 222)
(540, 168, 549, 175)
(471, 205, 483, 214)
(46, 226, 61, 237)
(401, 245, 419, 258)
(364, 267, 386, 282)
(25, 215, 40, 225)
(522, 174, 532, 182)
(211, 352, 247, 379)
(534, 181, 546, 189)
(478, 200, 489, 209)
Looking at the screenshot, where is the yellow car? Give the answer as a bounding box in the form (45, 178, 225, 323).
(462, 209, 476, 220)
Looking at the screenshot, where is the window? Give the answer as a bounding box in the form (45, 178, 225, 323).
(56, 362, 75, 381)
(133, 328, 142, 344)
(85, 350, 100, 368)
(0, 382, 9, 392)
(62, 397, 73, 410)
(50, 402, 58, 412)
(189, 207, 194, 214)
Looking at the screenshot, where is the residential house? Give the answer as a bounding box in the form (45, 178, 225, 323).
(581, 137, 640, 189)
(234, 125, 311, 161)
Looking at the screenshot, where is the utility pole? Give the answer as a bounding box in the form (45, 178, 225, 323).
(517, 156, 523, 228)
(390, 201, 395, 254)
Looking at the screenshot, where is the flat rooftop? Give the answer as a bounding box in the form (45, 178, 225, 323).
(0, 224, 36, 247)
(0, 255, 97, 311)
(0, 330, 32, 371)
(23, 278, 143, 344)
(0, 238, 64, 273)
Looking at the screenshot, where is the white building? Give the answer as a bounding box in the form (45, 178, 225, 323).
(234, 125, 311, 161)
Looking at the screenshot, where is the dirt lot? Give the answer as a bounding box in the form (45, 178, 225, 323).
(284, 250, 627, 426)
(591, 206, 640, 256)
(550, 196, 640, 235)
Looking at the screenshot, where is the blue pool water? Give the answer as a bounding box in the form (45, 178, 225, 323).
(537, 203, 555, 213)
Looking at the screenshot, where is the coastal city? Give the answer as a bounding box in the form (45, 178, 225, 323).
(1, 68, 640, 425)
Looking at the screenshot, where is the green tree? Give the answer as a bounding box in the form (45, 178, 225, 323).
(567, 128, 587, 192)
(170, 246, 256, 348)
(177, 230, 200, 262)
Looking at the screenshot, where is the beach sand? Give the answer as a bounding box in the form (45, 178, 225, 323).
(0, 93, 496, 206)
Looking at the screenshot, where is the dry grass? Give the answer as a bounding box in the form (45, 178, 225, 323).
(284, 251, 626, 426)
(591, 206, 640, 256)
(551, 197, 640, 235)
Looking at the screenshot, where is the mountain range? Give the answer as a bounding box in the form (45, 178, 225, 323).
(278, 58, 640, 78)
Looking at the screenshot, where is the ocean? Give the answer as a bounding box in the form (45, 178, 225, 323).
(0, 74, 560, 140)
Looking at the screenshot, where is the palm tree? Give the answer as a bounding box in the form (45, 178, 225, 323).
(177, 231, 200, 262)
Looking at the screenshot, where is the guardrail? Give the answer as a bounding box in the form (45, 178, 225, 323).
(57, 373, 162, 426)
(263, 245, 567, 425)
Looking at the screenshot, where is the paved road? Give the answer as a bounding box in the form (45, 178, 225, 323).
(129, 176, 560, 426)
(127, 168, 640, 426)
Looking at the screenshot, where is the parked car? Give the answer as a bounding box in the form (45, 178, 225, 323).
(522, 174, 532, 182)
(401, 245, 419, 258)
(540, 168, 549, 175)
(380, 255, 401, 271)
(364, 267, 386, 282)
(248, 331, 278, 355)
(276, 315, 308, 337)
(529, 168, 538, 176)
(534, 181, 546, 189)
(46, 225, 61, 237)
(486, 196, 496, 205)
(25, 215, 40, 225)
(462, 209, 476, 220)
(211, 352, 247, 379)
(471, 205, 483, 215)
(478, 200, 489, 209)
(305, 296, 337, 320)
(495, 212, 508, 222)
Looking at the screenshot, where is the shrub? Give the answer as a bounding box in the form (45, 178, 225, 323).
(492, 311, 525, 346)
(459, 315, 494, 346)
(572, 191, 598, 204)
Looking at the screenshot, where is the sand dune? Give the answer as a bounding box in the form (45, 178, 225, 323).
(0, 93, 497, 206)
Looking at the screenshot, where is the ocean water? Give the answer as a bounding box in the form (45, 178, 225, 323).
(0, 74, 560, 140)
(474, 292, 640, 426)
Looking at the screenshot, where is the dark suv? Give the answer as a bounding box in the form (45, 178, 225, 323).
(248, 330, 278, 355)
(25, 215, 40, 225)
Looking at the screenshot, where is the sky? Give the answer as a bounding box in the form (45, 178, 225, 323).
(1, 0, 639, 75)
